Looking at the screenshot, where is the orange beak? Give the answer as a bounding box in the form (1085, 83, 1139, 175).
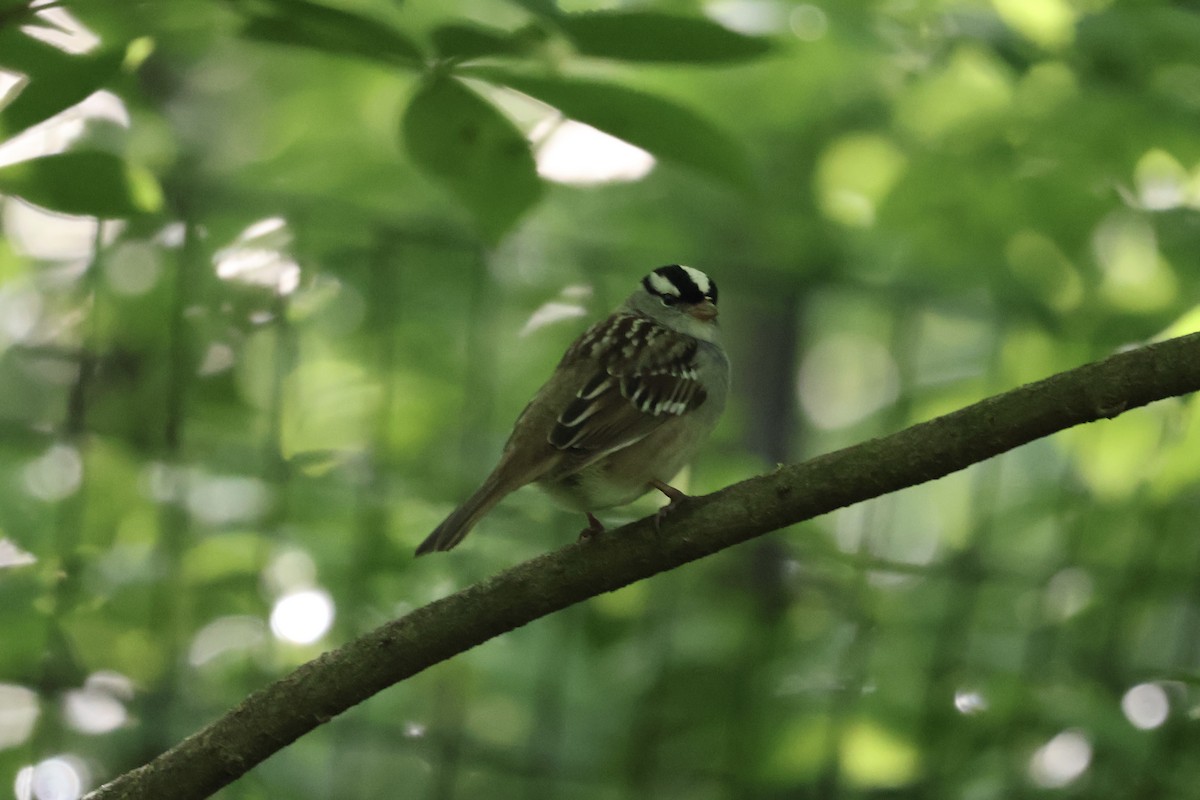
(688, 300, 718, 322)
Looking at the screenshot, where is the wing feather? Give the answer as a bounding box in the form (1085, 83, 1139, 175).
(548, 313, 708, 454)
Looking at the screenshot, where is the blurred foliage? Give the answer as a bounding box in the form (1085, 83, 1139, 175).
(2, 0, 1200, 798)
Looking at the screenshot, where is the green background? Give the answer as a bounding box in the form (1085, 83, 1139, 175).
(2, 0, 1200, 797)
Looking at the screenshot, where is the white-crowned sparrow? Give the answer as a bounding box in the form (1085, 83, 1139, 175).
(415, 265, 729, 555)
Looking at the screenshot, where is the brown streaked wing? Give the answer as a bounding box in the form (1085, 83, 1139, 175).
(548, 313, 707, 453)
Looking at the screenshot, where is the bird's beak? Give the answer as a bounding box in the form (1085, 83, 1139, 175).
(688, 300, 718, 322)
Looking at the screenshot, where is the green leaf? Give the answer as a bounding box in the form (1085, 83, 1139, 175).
(469, 69, 753, 191)
(557, 11, 773, 64)
(431, 23, 544, 61)
(238, 0, 423, 69)
(401, 76, 541, 243)
(0, 28, 53, 73)
(499, 0, 560, 20)
(0, 1, 32, 15)
(0, 152, 163, 217)
(0, 32, 125, 136)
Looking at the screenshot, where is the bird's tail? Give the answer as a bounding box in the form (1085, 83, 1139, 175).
(415, 472, 512, 556)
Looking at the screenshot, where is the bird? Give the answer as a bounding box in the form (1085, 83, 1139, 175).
(415, 264, 730, 555)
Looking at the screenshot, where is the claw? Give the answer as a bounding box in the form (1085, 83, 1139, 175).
(649, 479, 689, 531)
(578, 512, 606, 542)
(650, 478, 687, 503)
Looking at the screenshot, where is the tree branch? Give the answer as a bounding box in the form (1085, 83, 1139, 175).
(87, 331, 1200, 800)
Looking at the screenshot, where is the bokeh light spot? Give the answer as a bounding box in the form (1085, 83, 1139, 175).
(1122, 683, 1169, 730)
(1029, 729, 1091, 788)
(1093, 211, 1177, 312)
(63, 690, 125, 735)
(185, 474, 269, 526)
(954, 689, 988, 715)
(14, 755, 88, 800)
(1043, 567, 1094, 621)
(0, 684, 39, 749)
(0, 539, 37, 569)
(104, 242, 161, 296)
(189, 615, 267, 666)
(22, 445, 83, 502)
(798, 334, 899, 429)
(815, 133, 907, 227)
(841, 720, 919, 789)
(790, 4, 828, 41)
(263, 547, 318, 596)
(214, 217, 300, 296)
(992, 0, 1076, 49)
(0, 282, 42, 348)
(706, 0, 791, 35)
(270, 589, 334, 645)
(1134, 149, 1187, 211)
(63, 673, 132, 735)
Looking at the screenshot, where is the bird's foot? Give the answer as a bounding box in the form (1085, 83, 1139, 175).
(650, 479, 689, 531)
(578, 512, 606, 542)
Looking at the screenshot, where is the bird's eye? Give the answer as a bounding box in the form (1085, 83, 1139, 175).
(660, 294, 679, 306)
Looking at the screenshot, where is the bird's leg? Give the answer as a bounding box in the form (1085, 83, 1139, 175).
(651, 478, 688, 503)
(650, 479, 689, 530)
(578, 512, 606, 542)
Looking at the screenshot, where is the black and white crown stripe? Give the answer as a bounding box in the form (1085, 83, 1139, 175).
(642, 265, 718, 305)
